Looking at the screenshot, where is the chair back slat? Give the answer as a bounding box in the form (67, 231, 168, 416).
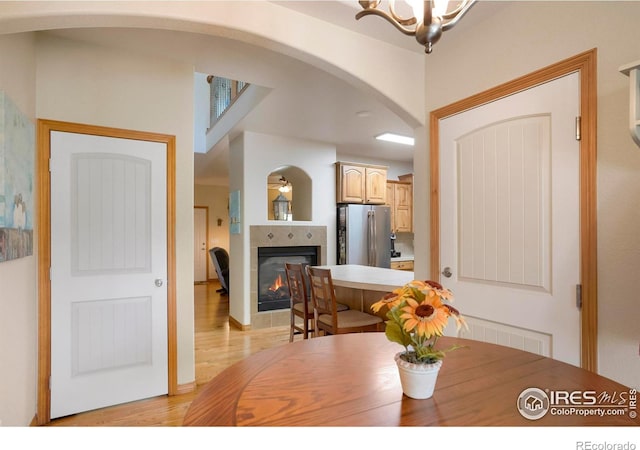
(285, 263, 316, 341)
(307, 267, 339, 330)
(284, 263, 307, 311)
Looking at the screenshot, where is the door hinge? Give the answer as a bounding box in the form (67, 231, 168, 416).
(576, 284, 582, 309)
(575, 116, 582, 141)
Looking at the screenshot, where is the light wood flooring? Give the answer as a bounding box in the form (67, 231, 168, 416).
(47, 281, 291, 426)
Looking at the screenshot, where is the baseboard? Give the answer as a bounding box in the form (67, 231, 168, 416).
(229, 315, 251, 331)
(175, 381, 196, 395)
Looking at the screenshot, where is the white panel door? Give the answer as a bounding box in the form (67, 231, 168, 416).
(50, 131, 168, 419)
(439, 72, 581, 366)
(193, 207, 207, 282)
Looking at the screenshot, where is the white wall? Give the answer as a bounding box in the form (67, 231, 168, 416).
(228, 133, 245, 324)
(229, 131, 337, 326)
(418, 1, 640, 388)
(0, 1, 425, 128)
(0, 32, 37, 427)
(35, 33, 196, 386)
(193, 72, 210, 154)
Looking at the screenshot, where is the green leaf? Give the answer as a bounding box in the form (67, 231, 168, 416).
(411, 287, 426, 302)
(384, 321, 411, 347)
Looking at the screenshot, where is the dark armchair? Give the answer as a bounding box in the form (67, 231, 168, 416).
(209, 247, 230, 295)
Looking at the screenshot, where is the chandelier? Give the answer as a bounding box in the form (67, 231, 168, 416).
(278, 176, 292, 193)
(356, 0, 477, 54)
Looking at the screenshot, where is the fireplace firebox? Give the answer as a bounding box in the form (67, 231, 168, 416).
(257, 246, 319, 312)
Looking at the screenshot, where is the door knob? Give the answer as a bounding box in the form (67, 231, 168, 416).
(442, 267, 452, 278)
(155, 278, 164, 287)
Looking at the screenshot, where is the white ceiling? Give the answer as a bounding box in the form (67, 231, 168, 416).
(40, 1, 493, 185)
(274, 0, 424, 52)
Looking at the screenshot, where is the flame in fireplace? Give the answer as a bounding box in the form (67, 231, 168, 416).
(269, 274, 285, 292)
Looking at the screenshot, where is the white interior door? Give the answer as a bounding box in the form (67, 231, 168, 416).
(194, 207, 208, 282)
(439, 72, 581, 366)
(50, 131, 168, 419)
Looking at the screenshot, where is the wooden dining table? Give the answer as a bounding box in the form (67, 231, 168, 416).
(183, 332, 638, 426)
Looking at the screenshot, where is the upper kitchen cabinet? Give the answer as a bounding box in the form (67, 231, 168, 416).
(387, 175, 413, 233)
(335, 162, 387, 204)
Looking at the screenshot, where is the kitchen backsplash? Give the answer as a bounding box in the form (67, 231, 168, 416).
(394, 232, 414, 258)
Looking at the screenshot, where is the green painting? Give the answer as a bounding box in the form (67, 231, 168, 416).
(229, 189, 241, 234)
(0, 91, 34, 262)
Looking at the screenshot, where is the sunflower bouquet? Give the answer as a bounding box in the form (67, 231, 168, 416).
(371, 280, 468, 364)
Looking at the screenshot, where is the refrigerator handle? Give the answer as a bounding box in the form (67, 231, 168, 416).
(372, 210, 378, 266)
(368, 210, 376, 266)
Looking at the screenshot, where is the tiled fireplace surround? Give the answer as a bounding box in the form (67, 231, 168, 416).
(250, 225, 327, 329)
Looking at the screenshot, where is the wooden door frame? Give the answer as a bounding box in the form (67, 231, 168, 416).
(36, 119, 177, 425)
(429, 49, 598, 372)
(194, 206, 209, 281)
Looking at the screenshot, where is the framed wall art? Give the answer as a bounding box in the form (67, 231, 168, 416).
(229, 189, 241, 235)
(0, 91, 35, 262)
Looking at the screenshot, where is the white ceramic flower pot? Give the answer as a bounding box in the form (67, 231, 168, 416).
(394, 352, 443, 399)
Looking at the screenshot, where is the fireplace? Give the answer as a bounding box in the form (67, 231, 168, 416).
(257, 246, 319, 312)
(249, 225, 327, 328)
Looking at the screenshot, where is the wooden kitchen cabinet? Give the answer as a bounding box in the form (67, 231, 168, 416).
(386, 183, 395, 225)
(386, 180, 413, 233)
(336, 162, 387, 204)
(364, 166, 387, 204)
(391, 260, 414, 271)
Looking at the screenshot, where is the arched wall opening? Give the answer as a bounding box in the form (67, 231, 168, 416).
(0, 1, 424, 128)
(267, 165, 312, 222)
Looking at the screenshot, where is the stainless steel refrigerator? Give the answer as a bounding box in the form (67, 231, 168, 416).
(337, 204, 391, 268)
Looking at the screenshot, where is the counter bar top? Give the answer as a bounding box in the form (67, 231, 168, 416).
(315, 264, 414, 292)
(390, 255, 414, 262)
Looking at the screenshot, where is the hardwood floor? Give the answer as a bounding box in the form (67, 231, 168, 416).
(47, 281, 291, 426)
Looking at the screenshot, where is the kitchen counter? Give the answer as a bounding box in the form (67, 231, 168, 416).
(315, 264, 414, 292)
(390, 255, 414, 262)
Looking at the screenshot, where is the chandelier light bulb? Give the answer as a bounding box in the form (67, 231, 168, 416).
(405, 0, 424, 20)
(356, 0, 476, 54)
(432, 0, 450, 18)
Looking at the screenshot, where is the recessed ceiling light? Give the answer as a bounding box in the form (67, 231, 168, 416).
(375, 132, 414, 146)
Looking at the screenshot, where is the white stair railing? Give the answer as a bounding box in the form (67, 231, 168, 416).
(206, 75, 249, 129)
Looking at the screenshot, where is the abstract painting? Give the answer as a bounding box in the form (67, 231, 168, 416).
(229, 189, 241, 235)
(0, 91, 34, 262)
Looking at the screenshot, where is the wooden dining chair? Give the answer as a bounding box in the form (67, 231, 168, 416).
(306, 266, 382, 336)
(284, 263, 314, 342)
(285, 263, 349, 342)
